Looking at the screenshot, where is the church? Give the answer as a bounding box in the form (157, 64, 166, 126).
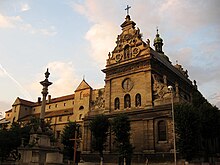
(2, 10, 197, 162)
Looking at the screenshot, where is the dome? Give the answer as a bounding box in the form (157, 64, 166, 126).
(154, 33, 163, 44)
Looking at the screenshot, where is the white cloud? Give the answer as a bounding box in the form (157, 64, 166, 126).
(0, 101, 11, 114)
(20, 3, 30, 12)
(72, 0, 121, 67)
(85, 22, 118, 65)
(0, 14, 22, 28)
(0, 13, 57, 36)
(71, 0, 220, 108)
(29, 61, 81, 100)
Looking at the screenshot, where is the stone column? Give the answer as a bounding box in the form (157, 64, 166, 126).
(40, 68, 52, 120)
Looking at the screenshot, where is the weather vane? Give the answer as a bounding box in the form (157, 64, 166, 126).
(125, 5, 131, 15)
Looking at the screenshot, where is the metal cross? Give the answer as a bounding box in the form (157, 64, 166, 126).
(70, 130, 80, 165)
(125, 5, 131, 15)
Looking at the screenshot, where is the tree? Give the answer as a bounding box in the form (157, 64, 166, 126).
(0, 117, 54, 162)
(112, 114, 133, 165)
(89, 115, 110, 161)
(175, 90, 220, 162)
(175, 103, 200, 161)
(61, 122, 80, 161)
(192, 90, 220, 161)
(0, 122, 30, 162)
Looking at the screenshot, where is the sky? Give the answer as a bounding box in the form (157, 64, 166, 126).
(0, 0, 220, 116)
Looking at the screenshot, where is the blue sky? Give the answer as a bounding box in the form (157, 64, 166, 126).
(0, 0, 220, 115)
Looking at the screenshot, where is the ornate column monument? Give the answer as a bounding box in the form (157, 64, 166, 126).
(40, 68, 52, 120)
(18, 69, 63, 165)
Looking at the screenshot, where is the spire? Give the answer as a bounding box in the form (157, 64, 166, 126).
(153, 27, 164, 54)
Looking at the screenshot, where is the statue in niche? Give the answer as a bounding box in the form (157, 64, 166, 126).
(136, 94, 141, 107)
(124, 45, 131, 59)
(125, 95, 131, 108)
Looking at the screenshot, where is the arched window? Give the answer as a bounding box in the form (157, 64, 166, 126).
(79, 106, 84, 110)
(124, 45, 131, 59)
(158, 120, 167, 141)
(135, 93, 141, 107)
(114, 97, 120, 110)
(124, 94, 131, 108)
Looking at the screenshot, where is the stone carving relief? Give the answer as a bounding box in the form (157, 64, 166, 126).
(107, 22, 150, 65)
(91, 89, 105, 110)
(152, 74, 171, 101)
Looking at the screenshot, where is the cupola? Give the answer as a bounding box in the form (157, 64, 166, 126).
(153, 28, 164, 54)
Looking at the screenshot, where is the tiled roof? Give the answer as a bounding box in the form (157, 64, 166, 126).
(5, 109, 12, 113)
(49, 94, 75, 103)
(18, 108, 73, 122)
(151, 49, 192, 85)
(13, 94, 75, 107)
(13, 97, 35, 106)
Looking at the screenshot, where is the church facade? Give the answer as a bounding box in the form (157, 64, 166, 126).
(82, 14, 196, 159)
(2, 13, 197, 160)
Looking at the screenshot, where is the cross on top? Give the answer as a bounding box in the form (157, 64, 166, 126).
(125, 5, 131, 15)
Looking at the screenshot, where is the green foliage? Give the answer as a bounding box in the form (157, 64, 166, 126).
(175, 90, 220, 161)
(0, 117, 54, 162)
(175, 104, 200, 161)
(89, 115, 110, 158)
(0, 122, 30, 162)
(61, 121, 80, 160)
(112, 114, 133, 161)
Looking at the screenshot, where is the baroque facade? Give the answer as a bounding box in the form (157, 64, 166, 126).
(2, 14, 197, 159)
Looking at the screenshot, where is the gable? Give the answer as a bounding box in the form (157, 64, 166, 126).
(75, 80, 92, 92)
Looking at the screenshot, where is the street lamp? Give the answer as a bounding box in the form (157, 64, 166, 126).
(168, 85, 177, 165)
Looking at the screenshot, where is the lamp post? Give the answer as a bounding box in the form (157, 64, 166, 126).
(168, 85, 176, 165)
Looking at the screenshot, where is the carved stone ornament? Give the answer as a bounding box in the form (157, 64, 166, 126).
(152, 74, 171, 100)
(91, 89, 105, 110)
(106, 61, 149, 77)
(122, 78, 134, 92)
(132, 47, 140, 56)
(115, 53, 122, 62)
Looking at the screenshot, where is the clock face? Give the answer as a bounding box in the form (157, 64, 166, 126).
(115, 54, 122, 62)
(122, 78, 133, 92)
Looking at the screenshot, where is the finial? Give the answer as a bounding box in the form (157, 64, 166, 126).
(176, 60, 178, 64)
(125, 5, 131, 15)
(45, 68, 50, 79)
(156, 26, 159, 34)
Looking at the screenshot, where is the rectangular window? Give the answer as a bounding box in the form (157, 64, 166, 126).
(59, 116, 62, 122)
